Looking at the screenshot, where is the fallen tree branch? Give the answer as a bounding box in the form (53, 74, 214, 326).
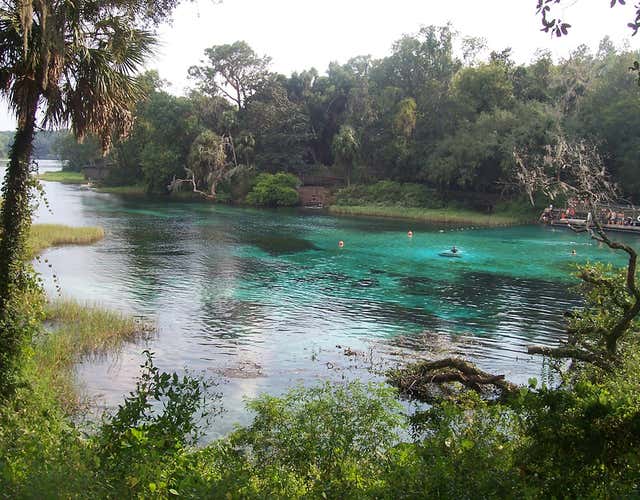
(168, 175, 215, 200)
(388, 357, 518, 403)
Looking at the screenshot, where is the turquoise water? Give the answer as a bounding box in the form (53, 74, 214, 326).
(28, 175, 636, 436)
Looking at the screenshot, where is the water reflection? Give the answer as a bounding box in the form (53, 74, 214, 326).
(25, 173, 640, 436)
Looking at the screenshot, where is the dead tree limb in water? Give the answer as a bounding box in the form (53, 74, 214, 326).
(388, 357, 518, 403)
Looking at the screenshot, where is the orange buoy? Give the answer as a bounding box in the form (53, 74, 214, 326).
(407, 230, 413, 238)
(338, 240, 344, 248)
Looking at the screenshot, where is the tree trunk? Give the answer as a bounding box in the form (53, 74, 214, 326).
(0, 92, 39, 387)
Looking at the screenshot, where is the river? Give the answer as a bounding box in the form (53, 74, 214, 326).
(4, 161, 635, 437)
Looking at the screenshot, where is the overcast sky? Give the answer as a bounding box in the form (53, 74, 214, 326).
(1, 0, 638, 130)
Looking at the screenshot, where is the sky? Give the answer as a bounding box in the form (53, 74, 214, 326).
(1, 0, 638, 130)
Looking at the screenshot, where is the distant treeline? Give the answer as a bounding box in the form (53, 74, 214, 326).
(0, 129, 68, 160)
(50, 26, 640, 202)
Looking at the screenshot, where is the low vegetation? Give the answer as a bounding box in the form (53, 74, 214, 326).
(26, 224, 105, 258)
(38, 171, 86, 184)
(334, 181, 445, 209)
(37, 300, 147, 411)
(329, 205, 530, 226)
(330, 181, 540, 225)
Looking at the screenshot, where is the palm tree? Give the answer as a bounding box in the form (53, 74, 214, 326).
(184, 129, 228, 198)
(0, 0, 165, 392)
(332, 125, 359, 186)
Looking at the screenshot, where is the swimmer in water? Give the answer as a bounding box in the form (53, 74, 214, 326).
(571, 248, 576, 256)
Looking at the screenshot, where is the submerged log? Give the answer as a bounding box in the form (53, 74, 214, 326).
(388, 357, 518, 403)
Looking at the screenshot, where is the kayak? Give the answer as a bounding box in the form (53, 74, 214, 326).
(438, 251, 462, 258)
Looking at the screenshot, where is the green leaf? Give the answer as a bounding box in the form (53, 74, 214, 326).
(461, 439, 475, 450)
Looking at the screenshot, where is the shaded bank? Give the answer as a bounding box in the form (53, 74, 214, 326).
(329, 204, 535, 227)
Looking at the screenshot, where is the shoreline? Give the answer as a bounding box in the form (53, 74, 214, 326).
(329, 204, 534, 227)
(41, 174, 536, 227)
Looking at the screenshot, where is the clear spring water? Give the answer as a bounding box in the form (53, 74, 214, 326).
(19, 166, 636, 437)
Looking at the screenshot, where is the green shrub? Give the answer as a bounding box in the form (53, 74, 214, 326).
(511, 350, 640, 497)
(245, 172, 300, 207)
(168, 381, 406, 498)
(389, 393, 523, 498)
(94, 350, 220, 495)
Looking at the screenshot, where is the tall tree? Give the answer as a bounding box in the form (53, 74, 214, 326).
(332, 125, 359, 186)
(189, 41, 271, 111)
(0, 0, 176, 394)
(243, 79, 312, 171)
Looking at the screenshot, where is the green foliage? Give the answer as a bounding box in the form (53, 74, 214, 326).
(223, 381, 404, 497)
(245, 172, 300, 207)
(335, 181, 443, 208)
(0, 347, 218, 498)
(392, 98, 417, 139)
(0, 269, 45, 397)
(454, 62, 514, 114)
(389, 393, 523, 498)
(511, 348, 640, 497)
(52, 133, 102, 171)
(571, 52, 640, 198)
(332, 124, 359, 185)
(184, 129, 227, 196)
(425, 101, 558, 191)
(94, 33, 640, 203)
(0, 380, 102, 498)
(95, 350, 219, 493)
(244, 81, 312, 172)
(1, 130, 71, 161)
(189, 40, 271, 111)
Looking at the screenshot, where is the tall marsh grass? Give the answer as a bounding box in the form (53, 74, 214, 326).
(34, 300, 149, 411)
(27, 224, 104, 258)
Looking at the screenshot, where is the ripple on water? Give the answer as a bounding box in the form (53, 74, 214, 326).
(30, 180, 640, 434)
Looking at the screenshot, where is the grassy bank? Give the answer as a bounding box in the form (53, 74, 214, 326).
(27, 224, 104, 258)
(329, 204, 534, 226)
(36, 300, 146, 411)
(95, 184, 146, 196)
(0, 300, 150, 496)
(39, 171, 86, 184)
